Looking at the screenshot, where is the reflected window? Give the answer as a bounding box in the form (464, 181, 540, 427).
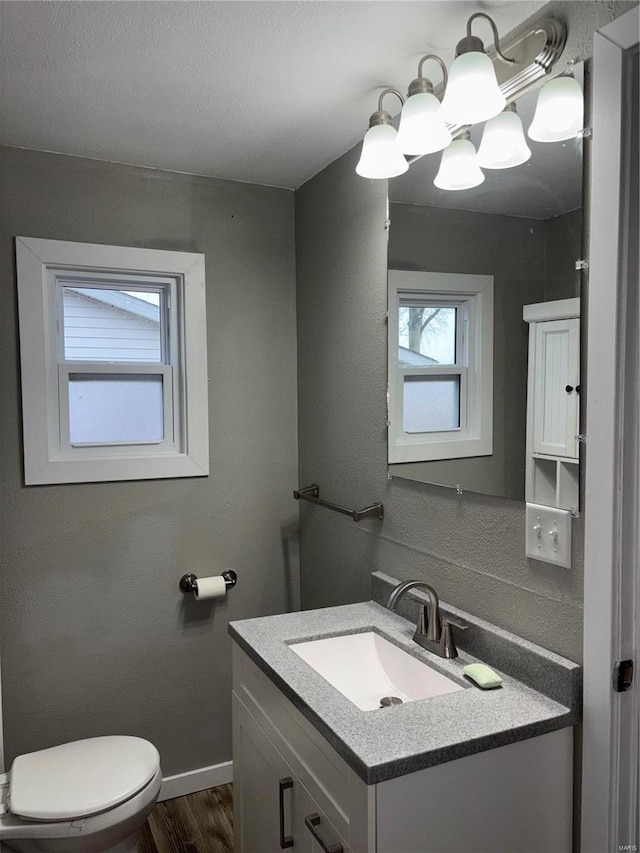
(398, 305, 457, 364)
(388, 270, 493, 464)
(403, 375, 461, 433)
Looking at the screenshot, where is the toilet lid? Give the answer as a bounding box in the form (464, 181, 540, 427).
(9, 736, 160, 821)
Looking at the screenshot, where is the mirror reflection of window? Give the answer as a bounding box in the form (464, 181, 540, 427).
(388, 271, 493, 464)
(399, 302, 460, 433)
(399, 304, 457, 363)
(403, 376, 461, 433)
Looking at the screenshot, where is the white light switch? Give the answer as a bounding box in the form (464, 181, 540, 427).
(525, 502, 572, 568)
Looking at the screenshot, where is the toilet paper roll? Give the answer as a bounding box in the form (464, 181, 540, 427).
(194, 576, 227, 601)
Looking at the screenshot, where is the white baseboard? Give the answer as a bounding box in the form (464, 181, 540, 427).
(159, 760, 233, 801)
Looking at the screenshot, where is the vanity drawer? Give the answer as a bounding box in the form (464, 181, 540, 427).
(232, 644, 373, 853)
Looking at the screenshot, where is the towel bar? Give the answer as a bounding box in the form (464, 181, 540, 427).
(293, 484, 384, 523)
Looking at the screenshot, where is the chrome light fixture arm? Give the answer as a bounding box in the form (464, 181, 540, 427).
(368, 87, 405, 128)
(460, 12, 517, 64)
(407, 54, 448, 98)
(378, 87, 405, 111)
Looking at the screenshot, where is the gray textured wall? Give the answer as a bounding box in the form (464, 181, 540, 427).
(0, 146, 298, 774)
(388, 203, 546, 501)
(546, 208, 583, 301)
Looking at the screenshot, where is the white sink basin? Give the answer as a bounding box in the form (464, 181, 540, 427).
(289, 631, 464, 711)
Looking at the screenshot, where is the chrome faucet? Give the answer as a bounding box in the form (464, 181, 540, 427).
(386, 580, 467, 659)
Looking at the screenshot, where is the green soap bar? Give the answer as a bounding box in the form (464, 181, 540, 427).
(462, 663, 503, 689)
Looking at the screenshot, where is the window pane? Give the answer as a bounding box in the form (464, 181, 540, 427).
(398, 306, 456, 365)
(403, 375, 460, 433)
(62, 287, 162, 362)
(69, 374, 164, 444)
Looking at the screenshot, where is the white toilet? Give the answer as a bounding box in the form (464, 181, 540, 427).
(0, 736, 161, 853)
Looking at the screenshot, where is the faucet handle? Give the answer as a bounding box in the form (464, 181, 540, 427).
(416, 603, 442, 641)
(441, 618, 469, 659)
(416, 603, 428, 636)
(443, 616, 468, 630)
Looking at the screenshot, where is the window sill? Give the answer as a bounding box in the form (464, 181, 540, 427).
(389, 433, 492, 464)
(25, 451, 209, 486)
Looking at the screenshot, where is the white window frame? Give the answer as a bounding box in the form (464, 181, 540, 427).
(16, 237, 209, 484)
(388, 270, 493, 464)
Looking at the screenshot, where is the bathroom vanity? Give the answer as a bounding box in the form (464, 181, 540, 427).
(229, 573, 580, 853)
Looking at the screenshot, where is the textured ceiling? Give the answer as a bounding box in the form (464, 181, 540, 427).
(0, 0, 545, 189)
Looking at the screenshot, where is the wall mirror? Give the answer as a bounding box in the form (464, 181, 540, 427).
(387, 64, 584, 511)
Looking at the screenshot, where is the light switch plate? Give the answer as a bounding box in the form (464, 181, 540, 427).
(525, 502, 572, 568)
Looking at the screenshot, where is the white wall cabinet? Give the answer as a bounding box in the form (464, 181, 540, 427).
(524, 299, 580, 510)
(532, 318, 580, 458)
(232, 643, 573, 853)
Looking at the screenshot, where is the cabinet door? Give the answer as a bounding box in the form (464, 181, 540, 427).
(233, 695, 300, 853)
(532, 318, 580, 458)
(233, 645, 372, 853)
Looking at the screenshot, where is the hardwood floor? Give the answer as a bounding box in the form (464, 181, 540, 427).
(138, 784, 233, 853)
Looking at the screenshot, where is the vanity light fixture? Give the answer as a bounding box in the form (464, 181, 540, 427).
(434, 130, 485, 191)
(528, 66, 584, 142)
(355, 88, 408, 180)
(477, 103, 532, 169)
(439, 13, 516, 127)
(354, 16, 570, 186)
(396, 55, 452, 156)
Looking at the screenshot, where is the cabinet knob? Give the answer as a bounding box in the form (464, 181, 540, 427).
(565, 385, 574, 393)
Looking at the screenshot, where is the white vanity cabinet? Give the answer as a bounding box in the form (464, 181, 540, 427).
(524, 298, 580, 510)
(232, 643, 573, 853)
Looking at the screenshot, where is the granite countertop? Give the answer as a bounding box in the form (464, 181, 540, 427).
(229, 578, 581, 785)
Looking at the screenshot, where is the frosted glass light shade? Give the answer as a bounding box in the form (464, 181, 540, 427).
(396, 92, 453, 156)
(440, 52, 505, 125)
(528, 76, 584, 142)
(477, 110, 531, 169)
(434, 137, 484, 191)
(355, 124, 409, 179)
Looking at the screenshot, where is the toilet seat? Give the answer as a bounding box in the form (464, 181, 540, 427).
(9, 736, 160, 821)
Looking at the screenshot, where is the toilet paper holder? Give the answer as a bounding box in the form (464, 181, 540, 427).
(179, 570, 238, 594)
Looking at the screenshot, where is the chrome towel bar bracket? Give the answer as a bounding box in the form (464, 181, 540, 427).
(293, 484, 384, 523)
